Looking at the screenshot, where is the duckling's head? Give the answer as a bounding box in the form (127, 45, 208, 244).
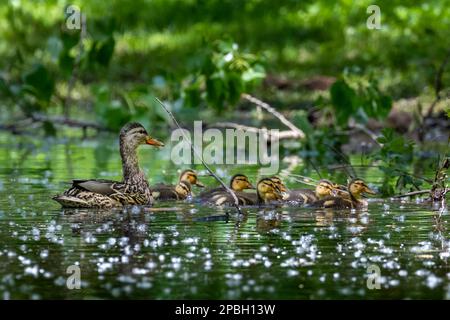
(120, 122, 164, 150)
(175, 180, 192, 198)
(348, 179, 376, 198)
(257, 178, 283, 203)
(179, 169, 204, 188)
(315, 179, 336, 199)
(269, 176, 287, 193)
(230, 174, 254, 191)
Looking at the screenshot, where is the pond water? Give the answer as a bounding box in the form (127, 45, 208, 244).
(0, 132, 449, 299)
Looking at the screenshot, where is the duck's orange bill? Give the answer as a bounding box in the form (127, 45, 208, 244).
(146, 137, 164, 147)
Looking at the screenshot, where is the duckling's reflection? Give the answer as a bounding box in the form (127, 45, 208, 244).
(256, 208, 283, 233)
(314, 208, 371, 236)
(314, 209, 335, 227)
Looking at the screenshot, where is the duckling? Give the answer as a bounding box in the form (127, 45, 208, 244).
(178, 169, 205, 188)
(204, 178, 283, 206)
(284, 179, 336, 204)
(269, 176, 288, 193)
(151, 169, 204, 200)
(310, 178, 375, 209)
(53, 122, 164, 208)
(152, 180, 192, 201)
(198, 174, 254, 199)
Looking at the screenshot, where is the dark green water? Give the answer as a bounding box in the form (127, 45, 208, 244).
(0, 132, 448, 299)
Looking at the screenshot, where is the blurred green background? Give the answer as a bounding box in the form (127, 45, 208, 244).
(0, 0, 448, 196)
(1, 0, 449, 127)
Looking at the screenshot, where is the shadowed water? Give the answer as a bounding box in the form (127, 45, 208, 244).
(0, 132, 448, 299)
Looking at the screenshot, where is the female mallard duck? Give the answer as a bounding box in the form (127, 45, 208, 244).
(283, 179, 336, 204)
(152, 180, 192, 201)
(310, 178, 375, 209)
(198, 174, 254, 199)
(204, 178, 282, 206)
(151, 169, 204, 200)
(52, 122, 164, 208)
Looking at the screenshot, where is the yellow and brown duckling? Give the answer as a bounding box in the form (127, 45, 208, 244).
(198, 174, 254, 199)
(52, 122, 164, 208)
(269, 176, 288, 193)
(283, 179, 336, 204)
(151, 169, 204, 201)
(152, 180, 192, 201)
(310, 178, 375, 209)
(178, 169, 205, 188)
(204, 178, 283, 206)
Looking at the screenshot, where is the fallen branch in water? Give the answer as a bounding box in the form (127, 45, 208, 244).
(392, 190, 431, 198)
(241, 93, 305, 139)
(31, 114, 108, 131)
(210, 122, 301, 140)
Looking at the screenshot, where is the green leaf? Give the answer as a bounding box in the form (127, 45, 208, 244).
(242, 68, 266, 83)
(22, 64, 55, 103)
(42, 120, 56, 136)
(96, 36, 115, 66)
(330, 79, 357, 125)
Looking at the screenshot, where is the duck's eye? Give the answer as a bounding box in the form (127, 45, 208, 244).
(134, 129, 146, 135)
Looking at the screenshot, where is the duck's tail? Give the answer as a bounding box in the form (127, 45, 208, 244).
(52, 195, 90, 208)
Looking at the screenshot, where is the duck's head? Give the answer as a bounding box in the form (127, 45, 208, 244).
(120, 122, 164, 150)
(179, 169, 204, 188)
(257, 178, 283, 203)
(175, 180, 192, 198)
(315, 179, 336, 199)
(269, 176, 287, 193)
(230, 174, 254, 191)
(348, 178, 376, 199)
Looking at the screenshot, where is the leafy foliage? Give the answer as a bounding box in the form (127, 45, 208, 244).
(329, 77, 392, 126)
(182, 41, 266, 111)
(372, 128, 422, 195)
(22, 64, 55, 104)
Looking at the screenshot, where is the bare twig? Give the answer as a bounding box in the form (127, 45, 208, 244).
(349, 123, 382, 147)
(392, 190, 431, 198)
(155, 97, 243, 215)
(430, 156, 449, 202)
(241, 93, 305, 139)
(210, 122, 300, 140)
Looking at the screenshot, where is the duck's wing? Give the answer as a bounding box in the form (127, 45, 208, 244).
(72, 179, 121, 196)
(309, 196, 351, 209)
(197, 187, 225, 199)
(285, 189, 316, 203)
(151, 186, 179, 200)
(207, 191, 257, 206)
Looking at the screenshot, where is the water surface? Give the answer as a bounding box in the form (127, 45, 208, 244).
(0, 132, 448, 299)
